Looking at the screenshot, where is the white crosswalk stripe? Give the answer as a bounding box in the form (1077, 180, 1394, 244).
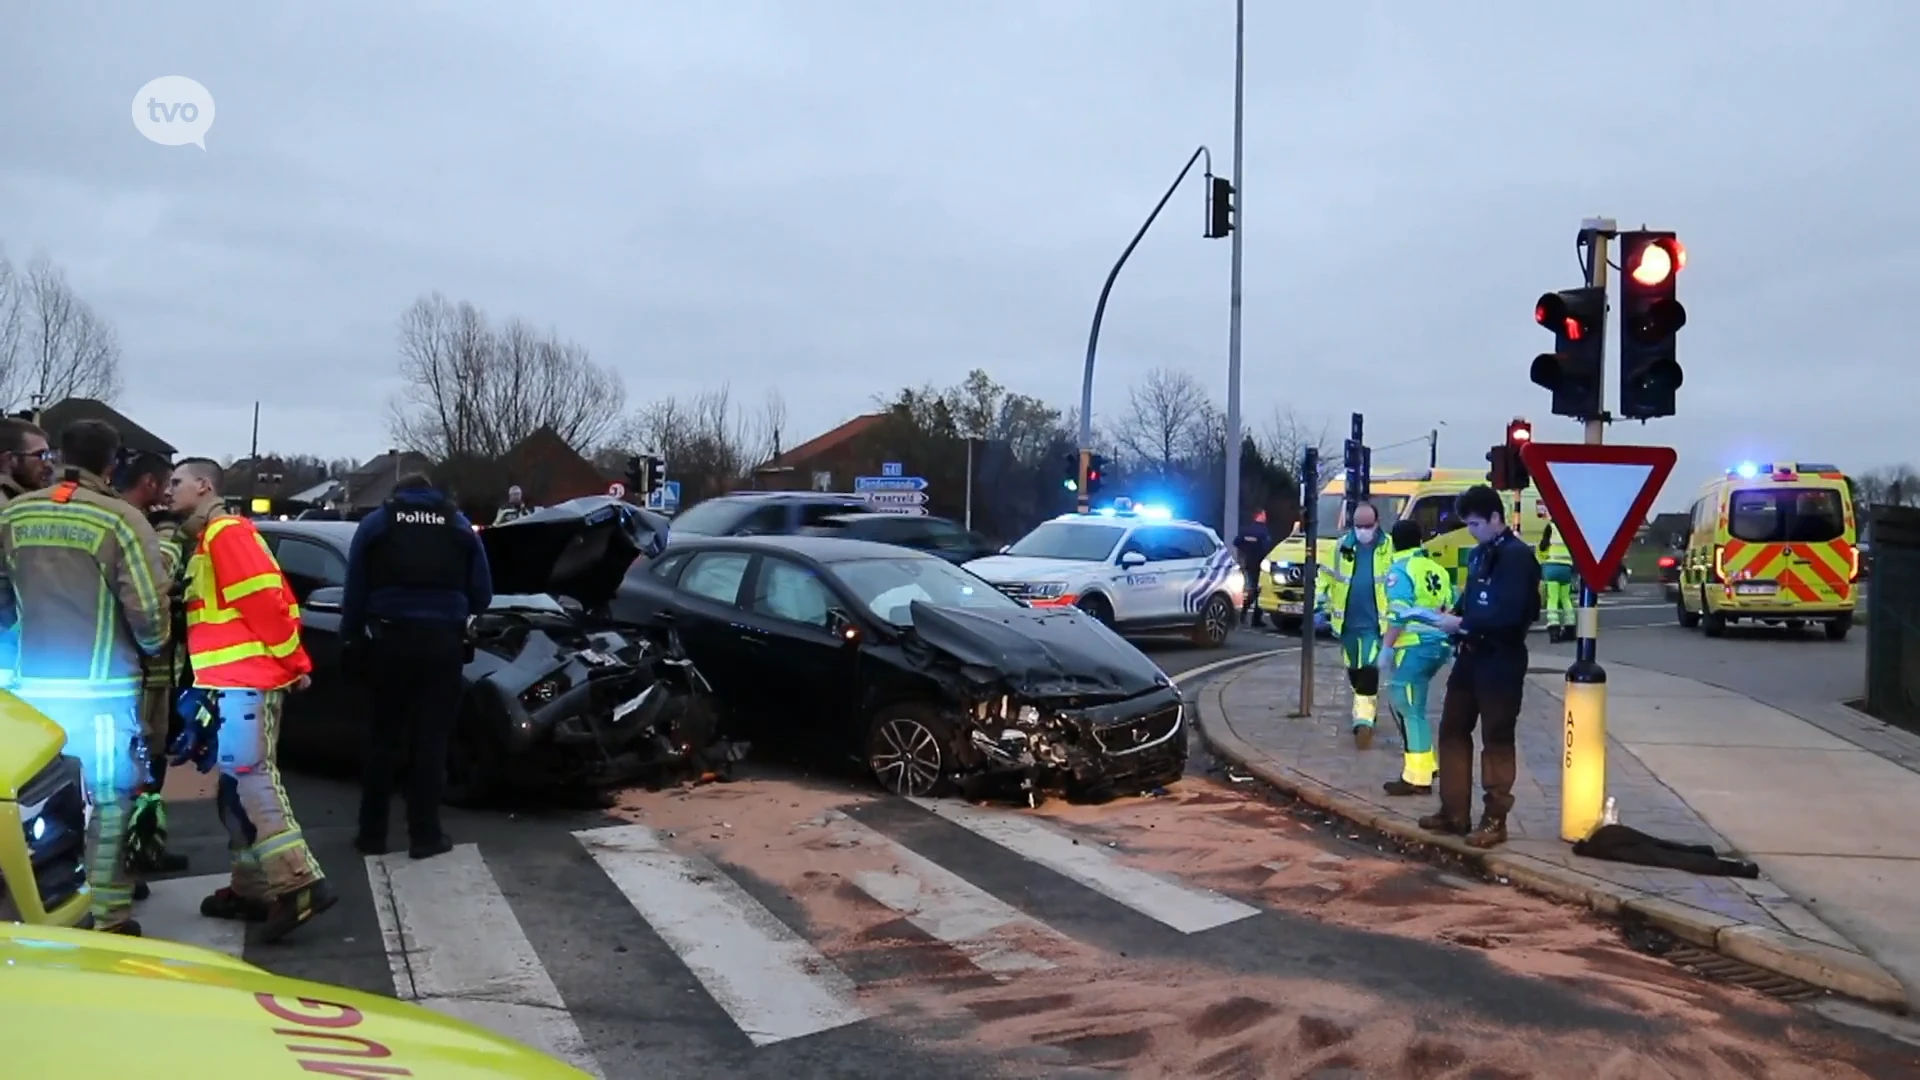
(129, 796, 1272, 1068)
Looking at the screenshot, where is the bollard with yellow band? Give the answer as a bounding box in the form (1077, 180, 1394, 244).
(1566, 220, 1612, 844)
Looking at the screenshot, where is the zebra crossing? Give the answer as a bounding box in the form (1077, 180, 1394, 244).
(133, 791, 1270, 1077)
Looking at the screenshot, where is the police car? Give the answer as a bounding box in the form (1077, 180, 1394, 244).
(962, 500, 1244, 647)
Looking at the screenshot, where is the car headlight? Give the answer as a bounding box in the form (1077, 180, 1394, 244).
(1024, 582, 1067, 600)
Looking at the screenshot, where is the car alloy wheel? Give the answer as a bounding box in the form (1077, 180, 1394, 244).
(869, 714, 946, 797)
(1196, 594, 1234, 647)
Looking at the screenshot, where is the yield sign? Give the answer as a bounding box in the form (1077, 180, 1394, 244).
(1519, 442, 1678, 593)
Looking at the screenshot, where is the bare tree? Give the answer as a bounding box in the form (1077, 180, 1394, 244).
(622, 386, 755, 501)
(388, 293, 623, 459)
(0, 252, 124, 407)
(1113, 367, 1212, 474)
(1261, 406, 1335, 472)
(747, 389, 789, 467)
(1855, 464, 1920, 507)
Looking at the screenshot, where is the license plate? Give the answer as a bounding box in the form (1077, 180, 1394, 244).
(611, 685, 656, 722)
(1279, 602, 1303, 615)
(1734, 582, 1776, 596)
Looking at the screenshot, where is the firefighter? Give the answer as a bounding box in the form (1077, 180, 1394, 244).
(0, 417, 53, 689)
(493, 484, 528, 525)
(342, 472, 491, 861)
(1538, 523, 1576, 643)
(113, 451, 192, 881)
(166, 457, 334, 940)
(1379, 519, 1455, 796)
(0, 420, 168, 934)
(1313, 501, 1395, 749)
(1420, 485, 1541, 849)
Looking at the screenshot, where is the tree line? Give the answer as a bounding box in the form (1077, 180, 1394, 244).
(0, 246, 124, 409)
(377, 293, 1338, 538)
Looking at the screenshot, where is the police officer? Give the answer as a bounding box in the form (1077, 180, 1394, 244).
(1419, 484, 1539, 849)
(1538, 523, 1576, 643)
(341, 472, 492, 860)
(1231, 510, 1271, 627)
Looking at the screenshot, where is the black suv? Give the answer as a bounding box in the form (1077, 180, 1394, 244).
(802, 511, 997, 564)
(667, 492, 872, 537)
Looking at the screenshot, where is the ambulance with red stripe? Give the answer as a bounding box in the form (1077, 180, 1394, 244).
(1675, 462, 1861, 639)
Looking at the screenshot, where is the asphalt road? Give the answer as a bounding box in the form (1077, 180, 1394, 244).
(133, 617, 1916, 1080)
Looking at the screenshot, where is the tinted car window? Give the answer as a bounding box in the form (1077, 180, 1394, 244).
(667, 499, 750, 536)
(1407, 495, 1463, 538)
(275, 538, 347, 602)
(798, 501, 869, 527)
(831, 557, 1020, 626)
(1161, 527, 1216, 560)
(749, 558, 835, 628)
(1729, 488, 1845, 544)
(679, 552, 751, 604)
(649, 551, 692, 580)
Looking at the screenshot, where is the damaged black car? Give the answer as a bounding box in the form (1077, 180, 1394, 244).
(265, 497, 738, 805)
(614, 535, 1186, 802)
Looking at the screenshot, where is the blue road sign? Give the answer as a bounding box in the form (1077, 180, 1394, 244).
(882, 461, 904, 477)
(854, 475, 927, 492)
(647, 480, 682, 511)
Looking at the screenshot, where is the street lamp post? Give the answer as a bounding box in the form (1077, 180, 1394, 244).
(1076, 144, 1213, 511)
(1222, 0, 1247, 539)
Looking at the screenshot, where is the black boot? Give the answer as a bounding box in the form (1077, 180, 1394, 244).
(1418, 812, 1469, 835)
(1383, 779, 1431, 797)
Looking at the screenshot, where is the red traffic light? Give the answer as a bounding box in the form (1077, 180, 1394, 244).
(1506, 419, 1533, 444)
(1629, 237, 1687, 287)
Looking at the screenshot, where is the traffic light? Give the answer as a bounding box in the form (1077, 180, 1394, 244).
(647, 456, 668, 499)
(1618, 230, 1687, 419)
(1486, 420, 1533, 491)
(1062, 453, 1080, 492)
(1086, 453, 1108, 496)
(1206, 175, 1235, 239)
(1529, 285, 1606, 419)
(625, 455, 646, 495)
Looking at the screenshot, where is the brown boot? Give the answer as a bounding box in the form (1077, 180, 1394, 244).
(1353, 724, 1374, 750)
(1418, 812, 1469, 835)
(1465, 815, 1508, 849)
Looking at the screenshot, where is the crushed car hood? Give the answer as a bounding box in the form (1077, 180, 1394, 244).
(907, 599, 1170, 699)
(482, 496, 670, 608)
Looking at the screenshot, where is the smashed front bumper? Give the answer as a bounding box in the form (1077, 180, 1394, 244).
(517, 663, 745, 786)
(962, 685, 1187, 801)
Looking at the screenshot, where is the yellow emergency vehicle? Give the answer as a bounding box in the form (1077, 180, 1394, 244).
(1676, 462, 1860, 640)
(0, 690, 93, 928)
(1255, 467, 1617, 629)
(3, 919, 592, 1077)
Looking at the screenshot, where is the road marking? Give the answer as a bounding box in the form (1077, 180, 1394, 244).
(137, 872, 246, 958)
(369, 845, 603, 1077)
(909, 799, 1259, 934)
(574, 824, 866, 1047)
(824, 811, 1055, 975)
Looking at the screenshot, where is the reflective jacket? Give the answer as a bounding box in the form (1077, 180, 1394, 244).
(183, 512, 311, 690)
(0, 469, 168, 698)
(139, 511, 192, 691)
(1539, 532, 1575, 566)
(0, 477, 22, 681)
(1384, 546, 1456, 650)
(1315, 530, 1395, 636)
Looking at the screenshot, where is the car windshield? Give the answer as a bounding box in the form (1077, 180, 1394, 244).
(831, 557, 1021, 626)
(665, 499, 747, 537)
(1005, 521, 1126, 561)
(1295, 494, 1407, 536)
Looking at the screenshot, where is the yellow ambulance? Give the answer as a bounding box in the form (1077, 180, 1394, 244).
(1256, 467, 1583, 629)
(1675, 462, 1860, 639)
(0, 691, 93, 928)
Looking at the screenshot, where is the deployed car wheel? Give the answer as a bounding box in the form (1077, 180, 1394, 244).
(1076, 593, 1115, 628)
(444, 704, 509, 808)
(1702, 607, 1728, 638)
(1826, 614, 1851, 641)
(867, 703, 954, 798)
(1676, 595, 1700, 628)
(1192, 593, 1235, 648)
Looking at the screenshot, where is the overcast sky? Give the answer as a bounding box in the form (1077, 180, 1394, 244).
(3, 1, 1913, 510)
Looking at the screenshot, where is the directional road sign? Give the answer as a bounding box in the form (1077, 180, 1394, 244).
(865, 491, 928, 507)
(870, 506, 928, 516)
(854, 475, 927, 493)
(1521, 442, 1677, 593)
(881, 462, 904, 477)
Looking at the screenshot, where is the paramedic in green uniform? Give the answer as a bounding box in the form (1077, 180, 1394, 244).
(1538, 523, 1576, 642)
(1314, 501, 1394, 749)
(1380, 519, 1455, 795)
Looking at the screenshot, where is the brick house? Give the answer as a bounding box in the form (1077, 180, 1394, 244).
(749, 413, 888, 493)
(33, 398, 175, 458)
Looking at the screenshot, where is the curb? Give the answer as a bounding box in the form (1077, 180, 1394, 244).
(1190, 664, 1911, 1014)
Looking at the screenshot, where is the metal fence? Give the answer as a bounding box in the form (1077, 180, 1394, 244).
(1866, 505, 1920, 732)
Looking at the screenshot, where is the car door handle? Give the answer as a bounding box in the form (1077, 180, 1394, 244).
(737, 633, 767, 647)
(654, 609, 677, 623)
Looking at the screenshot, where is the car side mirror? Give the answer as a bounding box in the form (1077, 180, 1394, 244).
(827, 608, 862, 645)
(1119, 551, 1147, 569)
(306, 586, 344, 611)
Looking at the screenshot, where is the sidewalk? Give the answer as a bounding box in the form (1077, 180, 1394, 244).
(1194, 647, 1917, 1012)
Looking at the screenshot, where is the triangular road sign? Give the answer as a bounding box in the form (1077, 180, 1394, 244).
(1519, 442, 1678, 593)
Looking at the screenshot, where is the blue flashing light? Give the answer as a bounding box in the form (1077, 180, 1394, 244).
(1136, 504, 1173, 520)
(1097, 507, 1117, 517)
(1734, 462, 1759, 479)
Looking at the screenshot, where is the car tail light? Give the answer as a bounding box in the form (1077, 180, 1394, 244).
(1711, 545, 1726, 583)
(1849, 546, 1860, 582)
(1657, 555, 1676, 569)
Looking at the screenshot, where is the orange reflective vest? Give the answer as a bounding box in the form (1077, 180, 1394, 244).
(183, 514, 312, 690)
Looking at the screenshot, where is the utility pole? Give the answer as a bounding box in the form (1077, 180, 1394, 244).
(963, 437, 974, 531)
(1564, 217, 1614, 843)
(1292, 445, 1319, 717)
(246, 401, 260, 506)
(1077, 145, 1214, 513)
(1428, 428, 1438, 469)
(1222, 0, 1247, 538)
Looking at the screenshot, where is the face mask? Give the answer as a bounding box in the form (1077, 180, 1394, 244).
(1354, 527, 1377, 544)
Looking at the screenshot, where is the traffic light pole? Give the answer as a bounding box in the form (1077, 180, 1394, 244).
(1292, 446, 1319, 718)
(1562, 218, 1615, 843)
(1077, 144, 1213, 513)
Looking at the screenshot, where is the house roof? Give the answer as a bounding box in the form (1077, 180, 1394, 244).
(757, 413, 886, 471)
(503, 426, 614, 503)
(36, 398, 176, 457)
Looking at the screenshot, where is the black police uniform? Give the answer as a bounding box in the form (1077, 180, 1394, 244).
(1422, 527, 1539, 844)
(341, 485, 492, 858)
